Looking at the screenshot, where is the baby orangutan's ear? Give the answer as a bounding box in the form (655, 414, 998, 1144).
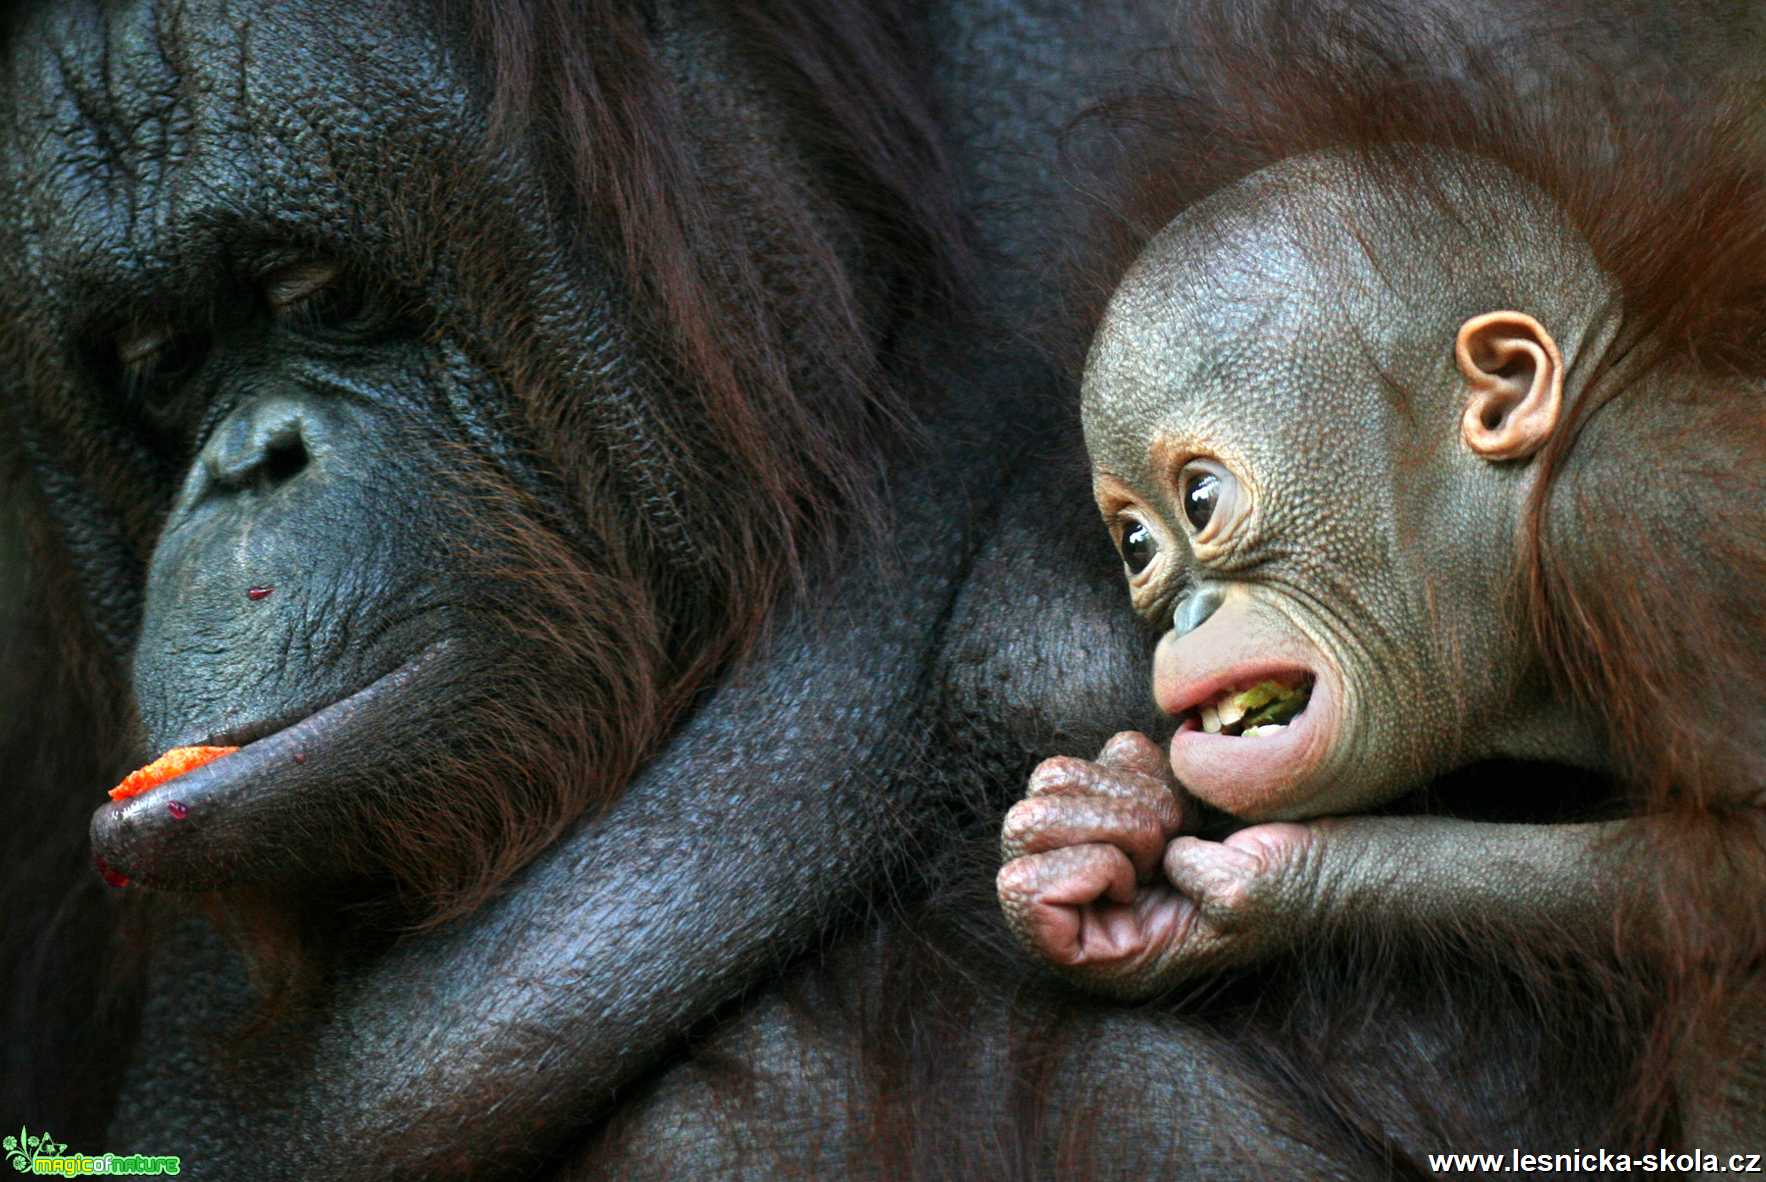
(1455, 311, 1564, 461)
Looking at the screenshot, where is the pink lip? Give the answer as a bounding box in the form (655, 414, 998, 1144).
(1163, 661, 1337, 820)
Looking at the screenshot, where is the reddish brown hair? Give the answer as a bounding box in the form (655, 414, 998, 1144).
(461, 0, 960, 584)
(308, 0, 971, 922)
(1065, 0, 1766, 1138)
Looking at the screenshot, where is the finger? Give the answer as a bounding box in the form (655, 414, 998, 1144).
(1076, 896, 1158, 964)
(1095, 730, 1171, 782)
(998, 844, 1139, 964)
(1024, 756, 1184, 833)
(1002, 796, 1171, 878)
(1161, 835, 1265, 919)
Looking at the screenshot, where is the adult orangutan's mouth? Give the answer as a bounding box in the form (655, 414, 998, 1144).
(90, 642, 452, 891)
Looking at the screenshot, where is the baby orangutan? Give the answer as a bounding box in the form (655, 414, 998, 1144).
(995, 146, 1766, 1029)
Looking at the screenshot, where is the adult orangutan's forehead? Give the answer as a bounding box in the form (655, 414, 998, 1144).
(1, 0, 469, 156)
(0, 0, 477, 308)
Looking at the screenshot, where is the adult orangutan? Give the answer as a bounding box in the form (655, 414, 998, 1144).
(0, 0, 969, 1167)
(1, 0, 1758, 1177)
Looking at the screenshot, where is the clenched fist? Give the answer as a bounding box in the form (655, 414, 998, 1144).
(996, 731, 1326, 997)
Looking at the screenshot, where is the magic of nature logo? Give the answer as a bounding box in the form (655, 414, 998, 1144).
(5, 1127, 181, 1176)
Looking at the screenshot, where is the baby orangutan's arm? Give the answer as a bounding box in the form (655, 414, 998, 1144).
(996, 732, 1630, 999)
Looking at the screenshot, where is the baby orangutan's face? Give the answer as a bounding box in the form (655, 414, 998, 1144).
(1083, 448, 1375, 821)
(1080, 192, 1577, 819)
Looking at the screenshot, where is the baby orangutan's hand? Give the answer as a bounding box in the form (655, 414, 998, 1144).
(996, 731, 1326, 998)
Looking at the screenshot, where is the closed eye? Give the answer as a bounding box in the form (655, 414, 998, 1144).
(264, 259, 389, 338)
(113, 323, 209, 441)
(265, 260, 342, 311)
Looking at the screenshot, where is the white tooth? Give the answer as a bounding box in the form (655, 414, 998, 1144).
(1242, 723, 1287, 738)
(1201, 703, 1221, 734)
(1216, 695, 1247, 728)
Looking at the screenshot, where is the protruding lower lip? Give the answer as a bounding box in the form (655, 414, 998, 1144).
(91, 643, 451, 891)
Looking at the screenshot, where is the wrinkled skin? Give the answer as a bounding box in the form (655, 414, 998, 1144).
(2, 0, 1752, 1178)
(999, 733, 1620, 992)
(2, 1, 1193, 1175)
(2, 0, 984, 1169)
(1087, 154, 1617, 820)
(995, 148, 1737, 977)
(3, 0, 591, 898)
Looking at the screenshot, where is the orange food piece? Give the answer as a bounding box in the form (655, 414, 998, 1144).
(108, 746, 240, 801)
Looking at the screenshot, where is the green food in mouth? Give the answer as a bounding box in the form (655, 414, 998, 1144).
(1231, 680, 1310, 728)
(1200, 678, 1313, 735)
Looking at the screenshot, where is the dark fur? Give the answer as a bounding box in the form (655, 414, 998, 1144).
(339, 0, 972, 922)
(354, 0, 968, 920)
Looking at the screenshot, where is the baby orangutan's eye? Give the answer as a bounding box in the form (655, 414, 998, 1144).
(1178, 460, 1244, 545)
(1119, 521, 1158, 574)
(1182, 470, 1218, 530)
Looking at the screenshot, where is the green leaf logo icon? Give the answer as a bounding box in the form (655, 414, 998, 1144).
(4, 1125, 27, 1173)
(4, 1127, 65, 1172)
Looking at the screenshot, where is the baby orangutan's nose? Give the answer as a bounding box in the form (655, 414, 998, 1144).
(1173, 587, 1224, 636)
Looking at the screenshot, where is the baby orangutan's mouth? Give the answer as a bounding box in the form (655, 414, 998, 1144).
(1161, 657, 1338, 819)
(1152, 603, 1340, 817)
(1191, 675, 1314, 738)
